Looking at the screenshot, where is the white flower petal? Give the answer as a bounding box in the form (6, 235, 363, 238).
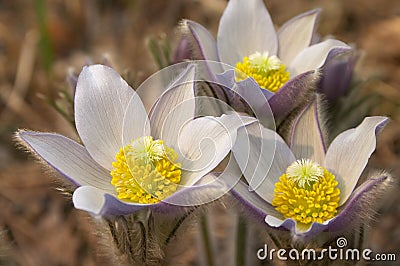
(149, 64, 196, 144)
(289, 99, 326, 164)
(265, 215, 286, 227)
(175, 152, 242, 206)
(324, 116, 389, 205)
(75, 65, 149, 170)
(17, 131, 114, 191)
(233, 180, 281, 217)
(73, 186, 106, 215)
(72, 186, 148, 216)
(217, 0, 278, 67)
(232, 122, 296, 203)
(265, 216, 330, 237)
(122, 90, 151, 145)
(289, 39, 350, 76)
(278, 9, 321, 65)
(162, 174, 229, 206)
(178, 114, 256, 186)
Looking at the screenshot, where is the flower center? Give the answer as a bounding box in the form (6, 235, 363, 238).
(110, 136, 181, 204)
(235, 52, 290, 92)
(272, 159, 340, 225)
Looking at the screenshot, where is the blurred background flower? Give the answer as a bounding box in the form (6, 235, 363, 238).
(1, 0, 400, 265)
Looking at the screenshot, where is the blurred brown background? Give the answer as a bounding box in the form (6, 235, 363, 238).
(0, 0, 399, 265)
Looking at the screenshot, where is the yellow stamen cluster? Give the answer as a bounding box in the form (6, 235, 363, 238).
(272, 160, 340, 225)
(110, 136, 181, 204)
(235, 52, 290, 92)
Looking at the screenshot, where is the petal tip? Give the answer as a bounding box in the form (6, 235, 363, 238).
(370, 116, 390, 134)
(72, 186, 106, 216)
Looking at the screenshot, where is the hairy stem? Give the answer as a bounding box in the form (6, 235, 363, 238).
(236, 215, 247, 266)
(200, 214, 214, 266)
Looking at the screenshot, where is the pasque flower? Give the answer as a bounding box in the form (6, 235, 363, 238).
(182, 0, 351, 118)
(16, 64, 254, 216)
(232, 98, 391, 237)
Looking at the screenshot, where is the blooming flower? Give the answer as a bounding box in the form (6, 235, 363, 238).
(232, 98, 391, 237)
(16, 64, 254, 216)
(182, 0, 351, 118)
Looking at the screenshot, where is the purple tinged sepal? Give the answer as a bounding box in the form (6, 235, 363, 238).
(318, 50, 360, 102)
(327, 172, 392, 232)
(171, 36, 193, 64)
(269, 70, 319, 123)
(66, 68, 78, 94)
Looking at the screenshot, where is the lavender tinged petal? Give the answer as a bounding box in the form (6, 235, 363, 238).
(158, 174, 228, 208)
(265, 216, 329, 238)
(289, 98, 326, 164)
(324, 46, 354, 63)
(73, 186, 147, 216)
(172, 36, 193, 64)
(232, 180, 281, 220)
(278, 9, 321, 65)
(327, 174, 391, 231)
(325, 116, 389, 205)
(268, 70, 318, 120)
(66, 68, 78, 94)
(181, 20, 223, 75)
(318, 51, 359, 102)
(232, 123, 295, 203)
(217, 0, 278, 67)
(149, 64, 196, 144)
(17, 131, 114, 191)
(178, 114, 256, 187)
(289, 40, 351, 76)
(75, 65, 149, 170)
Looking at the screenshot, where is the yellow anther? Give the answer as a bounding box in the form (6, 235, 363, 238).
(272, 161, 340, 226)
(110, 136, 181, 204)
(235, 52, 290, 92)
